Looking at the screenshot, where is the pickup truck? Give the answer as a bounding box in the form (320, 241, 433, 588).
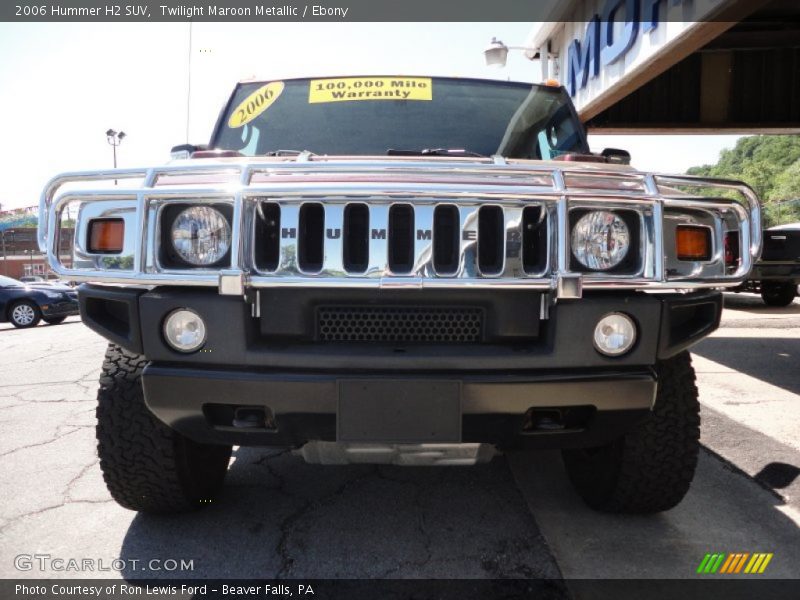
(38, 76, 761, 515)
(737, 225, 799, 306)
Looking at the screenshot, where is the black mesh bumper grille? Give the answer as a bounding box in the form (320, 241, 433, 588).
(317, 306, 484, 343)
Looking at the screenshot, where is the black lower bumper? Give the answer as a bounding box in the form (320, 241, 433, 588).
(79, 284, 722, 449)
(142, 365, 655, 449)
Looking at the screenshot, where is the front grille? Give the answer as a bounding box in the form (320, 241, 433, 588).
(317, 306, 484, 343)
(253, 199, 548, 278)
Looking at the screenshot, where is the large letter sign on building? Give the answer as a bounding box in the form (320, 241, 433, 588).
(567, 0, 687, 97)
(643, 0, 684, 32)
(600, 0, 640, 65)
(568, 17, 600, 96)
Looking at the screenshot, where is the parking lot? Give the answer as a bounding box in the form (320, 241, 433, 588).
(0, 294, 799, 582)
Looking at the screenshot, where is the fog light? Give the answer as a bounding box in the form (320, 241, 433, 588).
(593, 313, 636, 357)
(163, 309, 206, 353)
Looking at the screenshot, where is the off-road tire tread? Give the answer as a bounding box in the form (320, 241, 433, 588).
(563, 351, 700, 513)
(96, 344, 231, 513)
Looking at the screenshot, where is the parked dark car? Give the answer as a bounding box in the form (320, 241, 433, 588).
(0, 275, 79, 328)
(736, 225, 800, 306)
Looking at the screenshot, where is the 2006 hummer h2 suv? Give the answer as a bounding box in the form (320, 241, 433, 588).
(39, 77, 761, 514)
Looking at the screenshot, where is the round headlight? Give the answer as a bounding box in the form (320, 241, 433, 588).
(593, 313, 637, 357)
(170, 206, 231, 266)
(164, 309, 207, 353)
(571, 211, 630, 270)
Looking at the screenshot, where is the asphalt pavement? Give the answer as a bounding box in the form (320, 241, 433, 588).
(0, 292, 798, 585)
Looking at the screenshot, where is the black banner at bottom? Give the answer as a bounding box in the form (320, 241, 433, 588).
(2, 578, 799, 600)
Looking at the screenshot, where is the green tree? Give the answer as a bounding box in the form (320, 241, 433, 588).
(765, 160, 800, 224)
(687, 136, 800, 227)
(769, 160, 800, 201)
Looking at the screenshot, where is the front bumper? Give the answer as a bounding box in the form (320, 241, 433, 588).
(79, 285, 722, 449)
(142, 366, 655, 449)
(41, 298, 79, 318)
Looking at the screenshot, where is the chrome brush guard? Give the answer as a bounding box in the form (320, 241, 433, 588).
(38, 156, 761, 298)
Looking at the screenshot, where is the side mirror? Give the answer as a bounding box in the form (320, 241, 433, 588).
(170, 143, 208, 160)
(601, 148, 631, 165)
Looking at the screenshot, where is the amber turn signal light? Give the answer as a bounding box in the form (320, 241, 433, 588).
(88, 219, 124, 253)
(676, 225, 711, 261)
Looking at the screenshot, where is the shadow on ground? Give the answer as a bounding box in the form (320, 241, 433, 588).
(508, 448, 800, 579)
(723, 292, 800, 312)
(692, 336, 800, 396)
(0, 317, 83, 333)
(117, 450, 561, 580)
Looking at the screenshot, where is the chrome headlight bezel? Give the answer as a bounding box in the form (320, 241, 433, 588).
(160, 203, 233, 269)
(570, 209, 636, 273)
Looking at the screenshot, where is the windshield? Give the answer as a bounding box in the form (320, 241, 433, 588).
(0, 275, 22, 288)
(212, 76, 588, 159)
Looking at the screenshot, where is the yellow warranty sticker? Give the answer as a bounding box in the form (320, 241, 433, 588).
(309, 77, 432, 103)
(228, 81, 285, 128)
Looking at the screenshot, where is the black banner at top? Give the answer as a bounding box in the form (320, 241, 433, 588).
(4, 0, 549, 22)
(0, 0, 772, 23)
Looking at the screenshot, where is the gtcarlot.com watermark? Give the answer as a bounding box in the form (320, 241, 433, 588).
(15, 553, 194, 573)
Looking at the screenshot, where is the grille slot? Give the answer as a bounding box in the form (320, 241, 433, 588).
(522, 206, 547, 274)
(344, 203, 369, 273)
(388, 204, 414, 274)
(255, 202, 281, 272)
(299, 203, 324, 272)
(433, 204, 460, 274)
(478, 206, 504, 275)
(317, 306, 484, 343)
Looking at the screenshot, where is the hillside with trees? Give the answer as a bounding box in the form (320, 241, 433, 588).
(687, 136, 800, 227)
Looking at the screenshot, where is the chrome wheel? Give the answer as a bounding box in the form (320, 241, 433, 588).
(11, 304, 36, 326)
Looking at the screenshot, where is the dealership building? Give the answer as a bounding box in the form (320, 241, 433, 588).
(523, 0, 799, 134)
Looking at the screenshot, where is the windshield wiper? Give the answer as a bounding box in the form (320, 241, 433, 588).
(387, 148, 486, 157)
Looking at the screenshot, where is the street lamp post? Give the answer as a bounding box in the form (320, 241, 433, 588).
(484, 37, 559, 80)
(24, 248, 34, 277)
(1, 231, 6, 276)
(106, 129, 126, 184)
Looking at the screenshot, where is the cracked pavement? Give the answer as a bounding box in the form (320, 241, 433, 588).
(1, 297, 799, 581)
(0, 317, 559, 580)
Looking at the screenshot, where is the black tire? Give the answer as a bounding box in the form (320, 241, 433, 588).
(96, 344, 232, 513)
(761, 282, 797, 307)
(8, 300, 41, 328)
(43, 316, 68, 325)
(562, 351, 700, 514)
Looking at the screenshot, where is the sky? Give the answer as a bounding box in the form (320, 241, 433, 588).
(0, 22, 742, 211)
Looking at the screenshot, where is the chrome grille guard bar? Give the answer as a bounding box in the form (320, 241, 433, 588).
(38, 157, 761, 297)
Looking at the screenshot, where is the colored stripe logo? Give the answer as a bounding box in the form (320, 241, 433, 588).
(697, 552, 773, 574)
